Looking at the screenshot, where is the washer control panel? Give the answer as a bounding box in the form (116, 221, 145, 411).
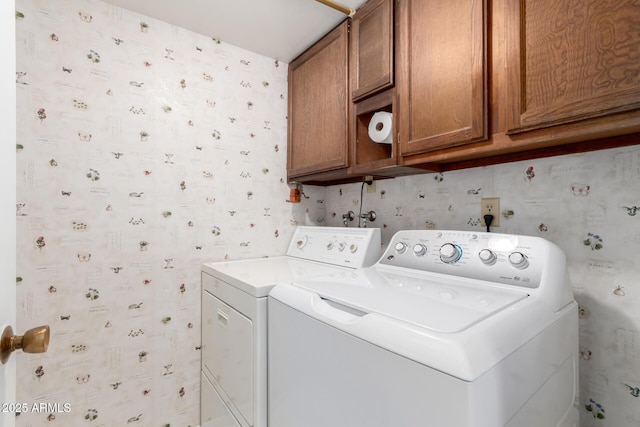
(378, 230, 561, 289)
(287, 226, 382, 268)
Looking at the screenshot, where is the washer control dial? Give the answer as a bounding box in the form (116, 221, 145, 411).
(349, 243, 358, 254)
(439, 243, 463, 264)
(338, 242, 346, 252)
(412, 244, 427, 257)
(509, 252, 529, 269)
(394, 242, 408, 254)
(478, 249, 497, 265)
(326, 241, 334, 251)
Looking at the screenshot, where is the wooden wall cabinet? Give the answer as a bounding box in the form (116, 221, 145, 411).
(287, 21, 350, 181)
(506, 0, 640, 134)
(288, 0, 640, 184)
(350, 0, 394, 102)
(397, 0, 488, 157)
(403, 0, 640, 170)
(349, 0, 441, 177)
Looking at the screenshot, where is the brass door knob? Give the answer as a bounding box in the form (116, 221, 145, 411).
(0, 325, 50, 365)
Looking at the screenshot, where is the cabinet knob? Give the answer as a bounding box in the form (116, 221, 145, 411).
(0, 325, 50, 364)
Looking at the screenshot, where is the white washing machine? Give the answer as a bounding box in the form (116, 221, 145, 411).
(268, 230, 579, 427)
(200, 226, 381, 427)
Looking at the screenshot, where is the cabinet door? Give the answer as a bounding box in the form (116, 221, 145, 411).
(506, 0, 640, 133)
(287, 21, 350, 180)
(397, 0, 488, 156)
(351, 0, 394, 101)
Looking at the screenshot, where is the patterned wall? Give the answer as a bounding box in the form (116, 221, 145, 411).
(14, 0, 640, 426)
(14, 0, 323, 425)
(324, 145, 640, 426)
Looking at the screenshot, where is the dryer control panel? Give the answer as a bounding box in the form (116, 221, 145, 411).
(378, 230, 566, 290)
(287, 226, 382, 268)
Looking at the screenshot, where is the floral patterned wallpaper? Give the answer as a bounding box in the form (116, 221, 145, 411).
(14, 0, 640, 426)
(325, 145, 640, 427)
(14, 0, 323, 425)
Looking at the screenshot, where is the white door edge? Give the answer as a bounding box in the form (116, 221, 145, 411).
(1, 1, 17, 427)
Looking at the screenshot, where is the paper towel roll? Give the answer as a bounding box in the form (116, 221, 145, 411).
(368, 111, 393, 144)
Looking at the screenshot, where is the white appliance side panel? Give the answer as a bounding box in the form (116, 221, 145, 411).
(268, 298, 473, 427)
(470, 306, 579, 426)
(201, 372, 242, 427)
(203, 291, 254, 426)
(503, 356, 579, 427)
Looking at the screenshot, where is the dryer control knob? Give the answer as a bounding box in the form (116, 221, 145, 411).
(326, 241, 334, 251)
(394, 242, 407, 254)
(349, 243, 358, 253)
(412, 244, 427, 257)
(296, 236, 308, 249)
(338, 242, 346, 252)
(478, 249, 497, 265)
(440, 243, 462, 264)
(509, 252, 529, 269)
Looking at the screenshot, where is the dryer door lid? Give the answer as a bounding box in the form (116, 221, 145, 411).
(293, 269, 528, 333)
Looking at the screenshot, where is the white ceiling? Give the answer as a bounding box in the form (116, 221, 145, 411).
(101, 0, 367, 63)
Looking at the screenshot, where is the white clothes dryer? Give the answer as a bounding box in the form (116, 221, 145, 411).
(268, 230, 579, 427)
(200, 226, 381, 427)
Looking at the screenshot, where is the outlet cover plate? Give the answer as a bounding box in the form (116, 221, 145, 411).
(481, 197, 500, 227)
(366, 180, 376, 193)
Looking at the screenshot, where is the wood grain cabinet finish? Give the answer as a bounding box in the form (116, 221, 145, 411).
(350, 0, 394, 101)
(287, 21, 350, 180)
(397, 0, 488, 157)
(506, 0, 640, 133)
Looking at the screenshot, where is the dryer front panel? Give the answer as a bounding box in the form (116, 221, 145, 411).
(203, 290, 254, 426)
(201, 372, 242, 427)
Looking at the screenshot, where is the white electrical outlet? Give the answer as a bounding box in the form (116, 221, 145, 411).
(481, 197, 500, 227)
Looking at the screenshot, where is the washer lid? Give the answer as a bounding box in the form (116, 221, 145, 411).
(292, 267, 529, 333)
